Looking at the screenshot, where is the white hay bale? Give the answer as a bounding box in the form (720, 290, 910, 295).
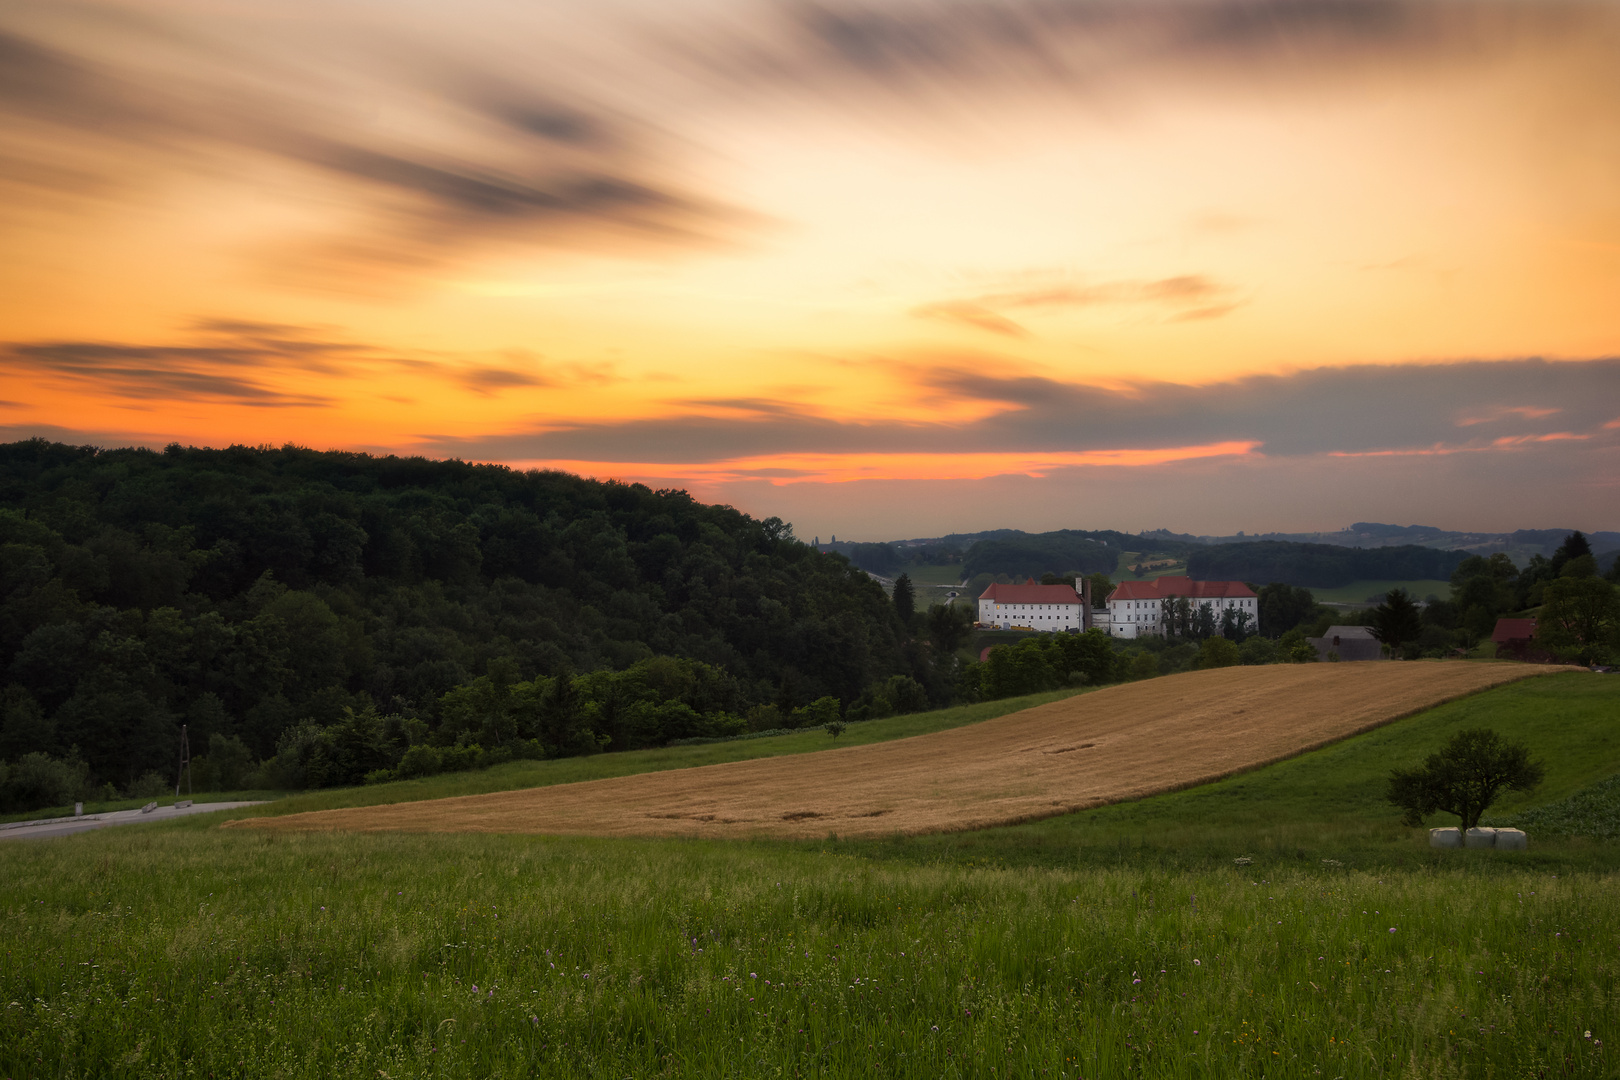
(1464, 827, 1498, 849)
(1494, 828, 1527, 851)
(1429, 827, 1461, 848)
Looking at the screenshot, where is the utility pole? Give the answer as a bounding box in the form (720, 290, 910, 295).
(175, 724, 192, 798)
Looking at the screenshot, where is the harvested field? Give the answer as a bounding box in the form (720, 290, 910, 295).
(231, 662, 1566, 840)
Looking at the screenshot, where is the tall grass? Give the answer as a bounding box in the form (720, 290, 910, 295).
(2, 827, 1613, 1078)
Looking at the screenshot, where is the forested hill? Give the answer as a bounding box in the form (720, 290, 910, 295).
(1187, 540, 1468, 588)
(961, 531, 1119, 581)
(0, 440, 916, 786)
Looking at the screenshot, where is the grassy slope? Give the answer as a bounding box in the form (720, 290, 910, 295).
(852, 671, 1619, 872)
(901, 563, 965, 586)
(1111, 551, 1188, 580)
(2, 811, 1612, 1077)
(2, 674, 1617, 1078)
(1307, 578, 1454, 605)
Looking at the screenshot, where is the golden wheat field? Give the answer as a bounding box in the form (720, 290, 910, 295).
(231, 662, 1566, 840)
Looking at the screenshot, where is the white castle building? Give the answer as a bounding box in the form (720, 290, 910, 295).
(977, 575, 1259, 638)
(1102, 576, 1258, 639)
(976, 579, 1086, 631)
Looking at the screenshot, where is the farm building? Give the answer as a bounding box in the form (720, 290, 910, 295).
(1100, 576, 1258, 640)
(1307, 625, 1385, 662)
(1491, 618, 1539, 661)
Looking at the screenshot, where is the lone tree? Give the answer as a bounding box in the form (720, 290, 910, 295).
(1386, 728, 1544, 835)
(1369, 587, 1423, 656)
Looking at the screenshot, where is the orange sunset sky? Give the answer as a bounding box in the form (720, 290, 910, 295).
(2, 0, 1618, 538)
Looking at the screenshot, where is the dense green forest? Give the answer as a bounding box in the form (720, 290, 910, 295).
(0, 440, 951, 800)
(961, 531, 1119, 581)
(1186, 540, 1467, 587)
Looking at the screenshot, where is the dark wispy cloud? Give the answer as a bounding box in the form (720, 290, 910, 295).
(0, 322, 608, 406)
(4, 341, 338, 408)
(416, 357, 1620, 463)
(0, 17, 750, 284)
(674, 0, 1608, 107)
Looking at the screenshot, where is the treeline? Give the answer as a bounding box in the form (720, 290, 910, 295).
(0, 440, 952, 803)
(1187, 541, 1467, 588)
(1424, 534, 1619, 662)
(962, 531, 1117, 581)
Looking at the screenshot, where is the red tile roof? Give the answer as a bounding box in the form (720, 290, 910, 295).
(978, 579, 1082, 604)
(1109, 576, 1256, 601)
(1490, 618, 1536, 643)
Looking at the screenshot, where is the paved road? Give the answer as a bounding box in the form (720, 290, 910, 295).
(0, 801, 267, 840)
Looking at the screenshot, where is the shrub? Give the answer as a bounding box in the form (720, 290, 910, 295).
(880, 675, 929, 715)
(1239, 636, 1277, 665)
(0, 752, 90, 814)
(1198, 637, 1241, 669)
(1128, 652, 1160, 680)
(125, 770, 171, 799)
(396, 744, 443, 779)
(207, 734, 253, 790)
(790, 696, 842, 729)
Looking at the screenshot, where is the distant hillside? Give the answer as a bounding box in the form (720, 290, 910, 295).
(1187, 541, 1468, 588)
(962, 531, 1119, 580)
(1191, 523, 1620, 565)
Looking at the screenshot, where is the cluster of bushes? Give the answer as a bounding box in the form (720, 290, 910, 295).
(0, 751, 90, 814)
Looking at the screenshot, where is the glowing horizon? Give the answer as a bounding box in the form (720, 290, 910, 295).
(2, 0, 1617, 537)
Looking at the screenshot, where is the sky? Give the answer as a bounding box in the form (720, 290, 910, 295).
(1, 0, 1617, 539)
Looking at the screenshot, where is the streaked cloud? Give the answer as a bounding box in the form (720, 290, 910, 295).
(0, 15, 751, 286)
(416, 356, 1620, 469)
(0, 323, 615, 408)
(912, 273, 1242, 336)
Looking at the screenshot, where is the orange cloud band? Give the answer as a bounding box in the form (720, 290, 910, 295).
(505, 440, 1262, 485)
(1328, 432, 1593, 458)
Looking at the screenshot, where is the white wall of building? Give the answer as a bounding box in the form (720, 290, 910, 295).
(1104, 594, 1258, 639)
(977, 598, 1084, 632)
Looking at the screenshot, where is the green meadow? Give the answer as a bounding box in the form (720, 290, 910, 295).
(1304, 579, 1455, 606)
(3, 672, 1617, 1079)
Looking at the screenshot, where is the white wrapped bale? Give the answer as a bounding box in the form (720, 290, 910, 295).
(1464, 827, 1498, 849)
(1430, 827, 1461, 848)
(1494, 828, 1527, 850)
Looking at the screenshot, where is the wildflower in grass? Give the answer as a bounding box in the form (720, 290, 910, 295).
(1389, 927, 1397, 933)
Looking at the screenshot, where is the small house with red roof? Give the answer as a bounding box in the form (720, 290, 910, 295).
(977, 578, 1087, 632)
(1491, 618, 1538, 661)
(1102, 575, 1258, 639)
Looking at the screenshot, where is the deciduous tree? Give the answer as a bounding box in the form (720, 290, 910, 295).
(1386, 728, 1544, 835)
